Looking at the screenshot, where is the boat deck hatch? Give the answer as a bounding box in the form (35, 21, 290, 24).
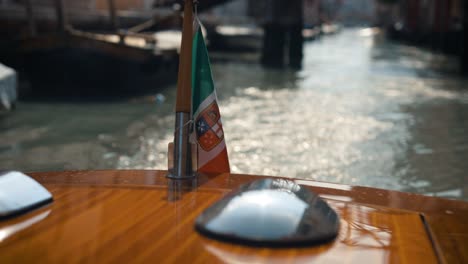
(195, 178, 340, 247)
(0, 171, 53, 220)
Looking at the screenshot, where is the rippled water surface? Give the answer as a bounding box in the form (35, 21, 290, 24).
(1, 29, 467, 200)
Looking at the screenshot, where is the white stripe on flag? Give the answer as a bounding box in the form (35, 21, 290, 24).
(214, 122, 223, 137)
(193, 92, 217, 118)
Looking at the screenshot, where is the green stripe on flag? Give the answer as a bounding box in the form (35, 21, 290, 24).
(191, 28, 215, 113)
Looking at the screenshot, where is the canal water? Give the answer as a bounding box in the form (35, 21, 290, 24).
(1, 28, 467, 200)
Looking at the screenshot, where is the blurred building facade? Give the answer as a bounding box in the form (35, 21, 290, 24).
(385, 0, 466, 74)
(0, 0, 157, 31)
(0, 0, 155, 12)
(397, 0, 463, 36)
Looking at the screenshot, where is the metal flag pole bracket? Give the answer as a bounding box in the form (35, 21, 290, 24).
(168, 113, 196, 179)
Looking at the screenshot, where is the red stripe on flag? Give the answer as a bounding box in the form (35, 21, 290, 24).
(198, 147, 230, 174)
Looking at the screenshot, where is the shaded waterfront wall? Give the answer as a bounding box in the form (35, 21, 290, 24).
(391, 0, 466, 75)
(398, 0, 462, 36)
(18, 0, 151, 11)
(0, 0, 156, 34)
(95, 0, 146, 10)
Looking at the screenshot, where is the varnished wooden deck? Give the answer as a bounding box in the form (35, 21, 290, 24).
(0, 170, 467, 263)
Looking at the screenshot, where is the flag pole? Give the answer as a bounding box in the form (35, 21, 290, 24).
(169, 0, 195, 179)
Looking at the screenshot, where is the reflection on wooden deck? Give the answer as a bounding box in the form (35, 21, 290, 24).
(1, 170, 460, 263)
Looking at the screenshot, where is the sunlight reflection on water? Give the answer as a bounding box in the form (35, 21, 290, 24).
(118, 29, 468, 200)
(1, 29, 467, 200)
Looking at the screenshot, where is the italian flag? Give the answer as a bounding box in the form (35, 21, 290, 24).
(191, 21, 230, 173)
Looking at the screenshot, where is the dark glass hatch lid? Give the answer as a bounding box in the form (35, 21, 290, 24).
(195, 179, 340, 247)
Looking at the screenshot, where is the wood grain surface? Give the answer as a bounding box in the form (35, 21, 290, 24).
(175, 0, 193, 113)
(0, 170, 466, 263)
(424, 213, 468, 264)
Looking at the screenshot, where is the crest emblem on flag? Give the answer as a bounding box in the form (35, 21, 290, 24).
(195, 102, 224, 151)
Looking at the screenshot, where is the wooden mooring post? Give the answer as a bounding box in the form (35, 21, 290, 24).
(54, 0, 67, 33)
(107, 0, 119, 32)
(463, 0, 468, 75)
(24, 0, 36, 37)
